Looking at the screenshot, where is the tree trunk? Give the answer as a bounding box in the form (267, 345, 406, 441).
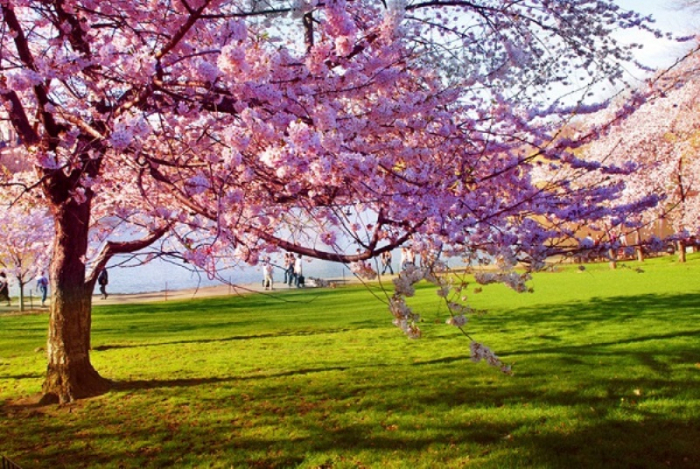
(678, 240, 687, 263)
(40, 199, 109, 404)
(18, 280, 25, 312)
(608, 248, 617, 270)
(635, 229, 644, 263)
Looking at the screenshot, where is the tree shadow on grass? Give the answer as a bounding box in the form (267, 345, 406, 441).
(92, 323, 386, 351)
(110, 365, 352, 392)
(503, 329, 700, 359)
(491, 416, 700, 469)
(5, 361, 699, 468)
(0, 372, 43, 380)
(470, 291, 700, 359)
(92, 333, 279, 351)
(247, 373, 700, 468)
(106, 405, 697, 469)
(8, 407, 698, 469)
(494, 292, 700, 327)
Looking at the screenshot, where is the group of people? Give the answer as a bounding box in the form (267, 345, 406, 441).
(383, 247, 417, 274)
(261, 247, 417, 291)
(261, 253, 305, 290)
(0, 267, 110, 309)
(283, 253, 305, 288)
(0, 270, 49, 307)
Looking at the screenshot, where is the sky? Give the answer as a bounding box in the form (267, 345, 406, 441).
(614, 0, 698, 70)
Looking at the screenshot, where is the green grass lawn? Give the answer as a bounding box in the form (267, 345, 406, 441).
(1, 255, 699, 468)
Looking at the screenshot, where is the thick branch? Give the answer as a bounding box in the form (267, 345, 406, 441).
(0, 87, 40, 146)
(51, 0, 92, 57)
(304, 12, 314, 52)
(87, 224, 172, 286)
(250, 225, 416, 263)
(155, 0, 213, 60)
(1, 2, 65, 144)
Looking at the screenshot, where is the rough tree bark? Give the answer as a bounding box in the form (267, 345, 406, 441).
(40, 197, 109, 404)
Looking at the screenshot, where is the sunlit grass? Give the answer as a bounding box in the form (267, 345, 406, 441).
(1, 255, 699, 468)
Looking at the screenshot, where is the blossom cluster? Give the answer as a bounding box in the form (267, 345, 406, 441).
(349, 261, 377, 280)
(389, 296, 421, 339)
(474, 271, 531, 293)
(388, 255, 516, 373)
(392, 264, 427, 298)
(470, 341, 512, 375)
(0, 188, 54, 288)
(445, 314, 468, 327)
(581, 49, 700, 247)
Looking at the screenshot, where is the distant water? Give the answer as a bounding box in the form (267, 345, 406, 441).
(8, 251, 466, 297)
(102, 255, 357, 294)
(8, 252, 395, 297)
(102, 249, 467, 295)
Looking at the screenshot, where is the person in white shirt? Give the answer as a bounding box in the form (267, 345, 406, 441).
(263, 259, 274, 290)
(294, 255, 304, 287)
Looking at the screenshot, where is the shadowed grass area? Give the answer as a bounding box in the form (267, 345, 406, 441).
(1, 255, 699, 468)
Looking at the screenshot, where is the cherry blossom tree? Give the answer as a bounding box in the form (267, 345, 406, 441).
(0, 192, 53, 311)
(583, 45, 700, 262)
(0, 0, 669, 403)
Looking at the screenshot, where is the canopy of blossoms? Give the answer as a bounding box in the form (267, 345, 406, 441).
(581, 45, 700, 256)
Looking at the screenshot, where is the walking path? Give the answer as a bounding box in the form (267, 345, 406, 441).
(0, 277, 361, 315)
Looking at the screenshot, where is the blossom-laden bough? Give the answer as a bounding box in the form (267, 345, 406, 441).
(581, 44, 700, 263)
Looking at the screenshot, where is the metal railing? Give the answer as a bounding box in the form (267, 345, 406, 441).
(1, 455, 22, 469)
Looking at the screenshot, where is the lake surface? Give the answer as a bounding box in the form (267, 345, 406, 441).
(11, 249, 472, 297)
(9, 252, 399, 297)
(9, 250, 467, 300)
(102, 255, 358, 294)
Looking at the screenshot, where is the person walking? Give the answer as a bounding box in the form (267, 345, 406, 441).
(36, 271, 49, 307)
(263, 259, 274, 290)
(381, 250, 394, 275)
(283, 253, 291, 285)
(294, 254, 304, 287)
(286, 253, 296, 287)
(97, 268, 109, 299)
(0, 271, 10, 306)
(400, 247, 415, 270)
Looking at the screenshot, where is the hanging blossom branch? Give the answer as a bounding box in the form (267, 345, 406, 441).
(387, 261, 514, 374)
